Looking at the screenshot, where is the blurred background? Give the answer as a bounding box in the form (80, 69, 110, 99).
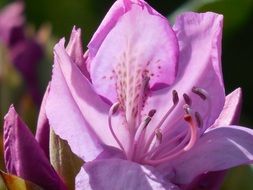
(0, 0, 252, 189)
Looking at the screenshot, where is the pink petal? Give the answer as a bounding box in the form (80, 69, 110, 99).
(88, 0, 129, 58)
(144, 12, 225, 138)
(90, 1, 178, 103)
(35, 83, 50, 158)
(75, 159, 180, 190)
(159, 126, 253, 184)
(212, 88, 242, 128)
(3, 106, 66, 190)
(66, 26, 90, 78)
(46, 39, 128, 161)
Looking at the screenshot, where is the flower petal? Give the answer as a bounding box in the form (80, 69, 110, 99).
(46, 39, 128, 161)
(35, 83, 50, 158)
(3, 106, 66, 190)
(159, 126, 253, 184)
(90, 1, 178, 103)
(66, 26, 90, 78)
(212, 88, 242, 128)
(88, 0, 129, 58)
(144, 12, 225, 138)
(75, 159, 180, 190)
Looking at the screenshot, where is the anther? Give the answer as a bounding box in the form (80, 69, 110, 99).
(112, 102, 120, 114)
(172, 90, 179, 105)
(155, 128, 163, 145)
(148, 109, 156, 117)
(195, 112, 203, 128)
(183, 93, 192, 106)
(192, 87, 208, 100)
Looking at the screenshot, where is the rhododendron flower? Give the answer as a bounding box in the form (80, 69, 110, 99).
(0, 2, 43, 104)
(44, 0, 253, 189)
(3, 0, 253, 189)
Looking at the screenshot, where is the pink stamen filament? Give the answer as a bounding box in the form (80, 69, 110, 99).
(143, 91, 179, 155)
(108, 102, 126, 154)
(142, 128, 188, 160)
(152, 129, 191, 160)
(142, 114, 198, 165)
(132, 109, 156, 161)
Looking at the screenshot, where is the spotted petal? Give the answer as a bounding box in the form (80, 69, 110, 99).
(90, 0, 178, 103)
(144, 12, 225, 139)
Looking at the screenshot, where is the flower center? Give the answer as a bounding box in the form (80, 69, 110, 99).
(108, 86, 211, 165)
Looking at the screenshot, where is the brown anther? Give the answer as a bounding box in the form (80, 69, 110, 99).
(143, 116, 151, 129)
(172, 90, 179, 105)
(192, 87, 208, 100)
(195, 112, 203, 128)
(112, 102, 120, 114)
(183, 93, 192, 106)
(155, 128, 163, 144)
(148, 109, 156, 117)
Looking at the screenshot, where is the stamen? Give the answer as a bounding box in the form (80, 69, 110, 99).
(132, 109, 156, 161)
(108, 102, 125, 153)
(142, 114, 198, 165)
(183, 114, 198, 151)
(183, 93, 192, 106)
(148, 109, 156, 117)
(143, 90, 179, 155)
(192, 87, 208, 100)
(192, 86, 211, 129)
(155, 128, 162, 145)
(172, 90, 179, 104)
(195, 112, 203, 128)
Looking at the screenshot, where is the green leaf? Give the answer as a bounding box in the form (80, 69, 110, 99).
(0, 171, 43, 190)
(49, 129, 83, 190)
(221, 165, 253, 190)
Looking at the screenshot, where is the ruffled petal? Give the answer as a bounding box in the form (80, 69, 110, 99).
(159, 126, 253, 184)
(212, 88, 242, 128)
(144, 12, 225, 139)
(75, 159, 180, 190)
(46, 39, 128, 161)
(3, 106, 66, 190)
(90, 1, 178, 103)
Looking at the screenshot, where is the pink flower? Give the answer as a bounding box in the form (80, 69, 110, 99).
(45, 0, 253, 189)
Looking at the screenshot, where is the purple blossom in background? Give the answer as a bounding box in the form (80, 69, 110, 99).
(0, 2, 43, 105)
(3, 0, 253, 190)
